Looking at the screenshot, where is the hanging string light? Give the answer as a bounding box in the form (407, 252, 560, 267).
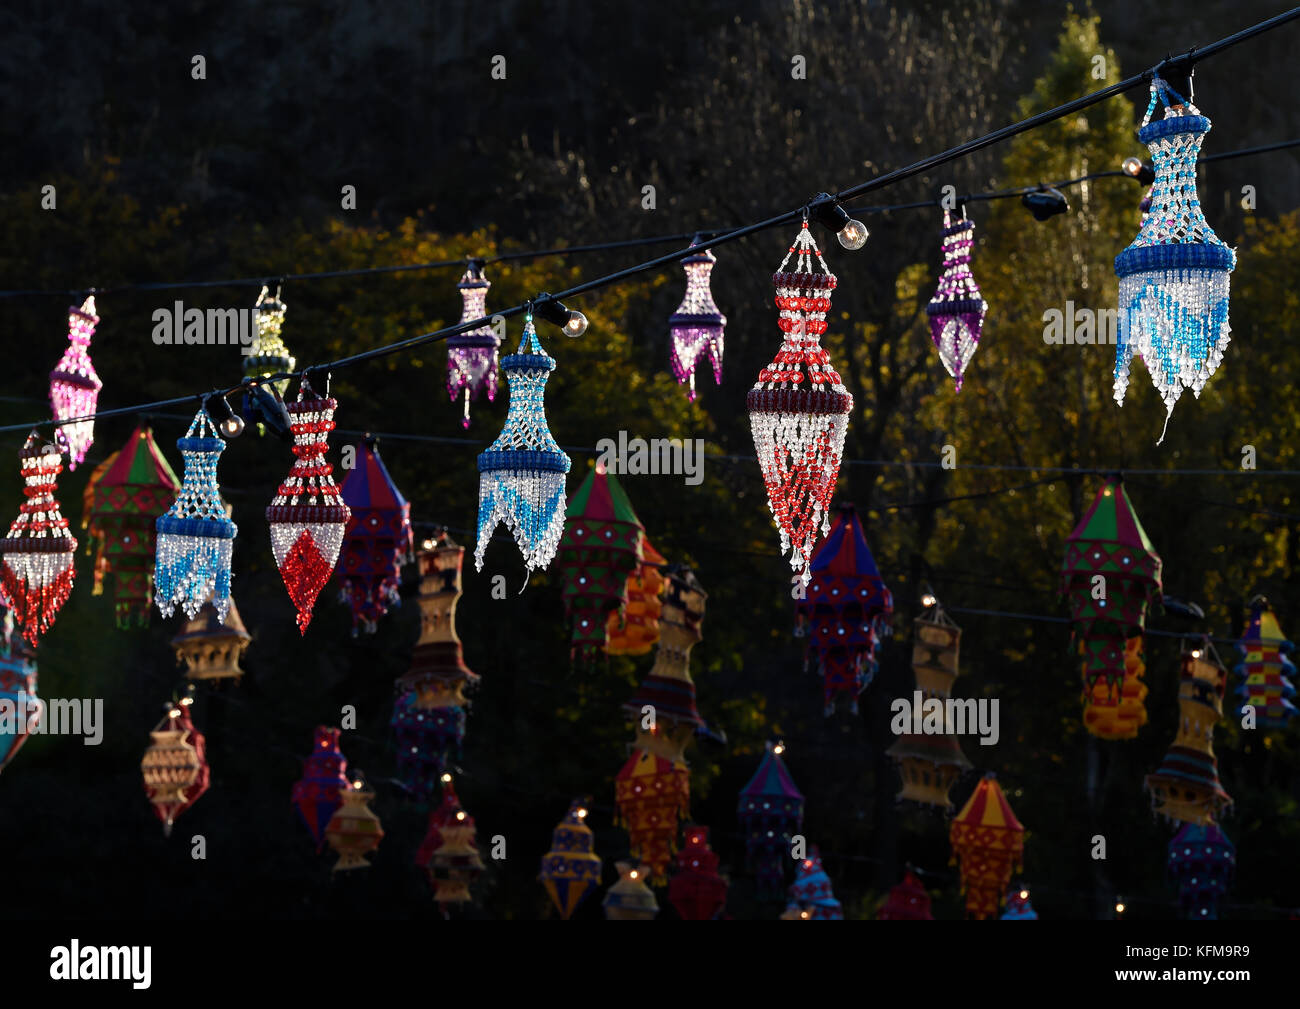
(447, 261, 502, 428)
(337, 438, 413, 634)
(539, 799, 603, 920)
(154, 409, 238, 623)
(747, 218, 852, 585)
(1232, 596, 1296, 729)
(474, 313, 571, 573)
(140, 691, 209, 838)
(0, 433, 78, 645)
(267, 379, 350, 634)
(1114, 77, 1235, 443)
(668, 239, 726, 402)
(925, 207, 988, 392)
(244, 285, 295, 400)
(48, 296, 102, 469)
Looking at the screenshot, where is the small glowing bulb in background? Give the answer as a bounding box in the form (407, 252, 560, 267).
(1192, 649, 1202, 658)
(352, 779, 363, 790)
(921, 593, 937, 608)
(456, 810, 466, 821)
(800, 911, 810, 919)
(629, 870, 639, 880)
(563, 310, 589, 337)
(422, 538, 436, 551)
(168, 708, 181, 718)
(1019, 889, 1029, 900)
(440, 772, 453, 783)
(576, 807, 588, 819)
(837, 218, 870, 250)
(1116, 901, 1126, 914)
(773, 742, 785, 755)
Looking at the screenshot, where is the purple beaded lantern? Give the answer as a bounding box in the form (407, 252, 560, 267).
(447, 262, 501, 429)
(924, 209, 987, 392)
(49, 296, 103, 469)
(669, 240, 726, 402)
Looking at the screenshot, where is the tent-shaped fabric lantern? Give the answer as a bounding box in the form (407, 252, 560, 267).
(796, 502, 893, 715)
(877, 869, 934, 920)
(540, 799, 603, 920)
(338, 438, 413, 634)
(1168, 821, 1235, 920)
(785, 846, 843, 920)
(1233, 598, 1297, 729)
(291, 726, 350, 851)
(949, 773, 1026, 920)
(557, 463, 645, 663)
(737, 742, 805, 898)
(1000, 887, 1038, 920)
(667, 825, 727, 921)
(84, 424, 180, 627)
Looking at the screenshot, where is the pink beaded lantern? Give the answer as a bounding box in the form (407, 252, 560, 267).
(49, 296, 103, 469)
(0, 434, 77, 645)
(447, 261, 501, 429)
(669, 240, 726, 402)
(267, 381, 350, 634)
(925, 208, 987, 392)
(747, 220, 853, 584)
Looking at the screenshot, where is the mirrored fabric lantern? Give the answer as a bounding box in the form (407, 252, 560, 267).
(667, 825, 727, 921)
(1000, 888, 1038, 920)
(877, 869, 933, 920)
(417, 779, 485, 907)
(737, 742, 804, 898)
(785, 846, 843, 920)
(49, 297, 102, 469)
(949, 773, 1025, 920)
(1081, 635, 1149, 740)
(1233, 598, 1296, 729)
(540, 799, 602, 920)
(606, 537, 666, 656)
(291, 726, 350, 851)
(1168, 821, 1235, 920)
(338, 438, 413, 634)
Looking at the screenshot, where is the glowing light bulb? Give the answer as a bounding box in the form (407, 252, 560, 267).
(219, 414, 245, 438)
(629, 870, 639, 879)
(563, 310, 589, 338)
(837, 218, 869, 250)
(1116, 901, 1126, 914)
(921, 593, 937, 608)
(1122, 157, 1143, 177)
(456, 810, 466, 821)
(1019, 889, 1029, 900)
(440, 772, 453, 783)
(1191, 649, 1202, 658)
(169, 708, 182, 718)
(773, 742, 785, 755)
(422, 538, 436, 551)
(576, 807, 588, 819)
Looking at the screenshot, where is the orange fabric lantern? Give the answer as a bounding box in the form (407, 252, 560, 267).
(949, 773, 1026, 920)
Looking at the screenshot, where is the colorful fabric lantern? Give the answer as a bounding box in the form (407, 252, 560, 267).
(474, 316, 571, 573)
(141, 697, 209, 837)
(244, 286, 295, 399)
(1114, 78, 1235, 443)
(540, 799, 603, 920)
(603, 861, 659, 920)
(154, 410, 237, 623)
(1060, 478, 1162, 710)
(49, 296, 102, 469)
(338, 438, 413, 634)
(267, 381, 350, 633)
(0, 434, 77, 645)
(615, 565, 707, 884)
(737, 742, 805, 898)
(292, 726, 350, 851)
(1146, 639, 1233, 826)
(171, 594, 250, 682)
(0, 615, 39, 775)
(447, 262, 501, 428)
(1081, 635, 1149, 740)
(393, 532, 479, 798)
(887, 603, 971, 807)
(785, 846, 843, 920)
(1168, 821, 1235, 920)
(925, 208, 987, 392)
(324, 774, 385, 872)
(796, 502, 893, 715)
(558, 463, 645, 661)
(83, 425, 180, 627)
(669, 241, 726, 402)
(747, 221, 853, 585)
(417, 778, 485, 907)
(1000, 887, 1038, 920)
(606, 537, 666, 656)
(877, 869, 933, 920)
(667, 825, 727, 920)
(949, 773, 1026, 920)
(1233, 598, 1297, 729)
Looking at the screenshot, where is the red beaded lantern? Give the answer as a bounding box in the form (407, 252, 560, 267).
(0, 434, 77, 645)
(267, 381, 350, 633)
(747, 220, 853, 585)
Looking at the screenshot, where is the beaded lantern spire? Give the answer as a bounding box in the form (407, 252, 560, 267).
(1114, 78, 1236, 443)
(141, 695, 209, 838)
(338, 438, 413, 634)
(267, 381, 350, 634)
(0, 434, 78, 645)
(925, 208, 987, 392)
(474, 316, 571, 573)
(49, 296, 103, 469)
(447, 262, 502, 428)
(155, 410, 237, 623)
(243, 286, 295, 399)
(669, 240, 726, 402)
(748, 221, 853, 585)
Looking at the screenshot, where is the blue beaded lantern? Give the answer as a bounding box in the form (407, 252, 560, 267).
(391, 689, 465, 799)
(474, 315, 571, 573)
(154, 410, 238, 622)
(1114, 77, 1235, 443)
(1168, 821, 1235, 920)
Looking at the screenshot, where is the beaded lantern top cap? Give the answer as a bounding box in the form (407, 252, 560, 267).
(1113, 77, 1236, 440)
(925, 208, 988, 392)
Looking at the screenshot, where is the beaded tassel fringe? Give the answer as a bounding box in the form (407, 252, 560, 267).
(475, 318, 571, 573)
(155, 410, 237, 623)
(0, 433, 77, 644)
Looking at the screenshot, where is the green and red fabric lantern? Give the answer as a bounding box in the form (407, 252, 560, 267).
(557, 463, 645, 662)
(338, 438, 413, 634)
(83, 425, 180, 627)
(1060, 478, 1162, 724)
(877, 869, 933, 920)
(540, 799, 602, 920)
(785, 846, 843, 920)
(738, 742, 804, 898)
(291, 726, 350, 851)
(668, 826, 727, 920)
(0, 611, 39, 775)
(949, 773, 1026, 920)
(1168, 821, 1235, 920)
(1233, 597, 1296, 729)
(796, 502, 893, 716)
